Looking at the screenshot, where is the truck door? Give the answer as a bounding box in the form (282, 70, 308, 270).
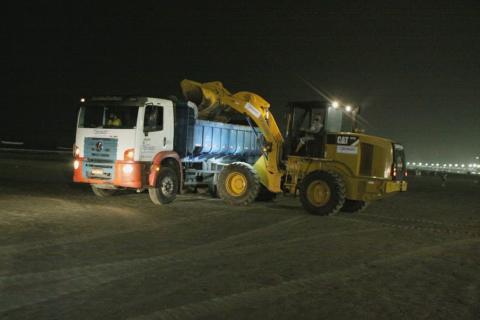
(140, 104, 173, 161)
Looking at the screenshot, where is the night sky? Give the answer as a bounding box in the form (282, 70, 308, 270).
(3, 1, 480, 163)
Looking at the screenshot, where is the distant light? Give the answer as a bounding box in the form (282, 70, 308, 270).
(80, 98, 86, 103)
(419, 162, 423, 166)
(436, 163, 440, 167)
(443, 164, 447, 167)
(345, 105, 352, 112)
(332, 101, 339, 109)
(454, 164, 458, 167)
(448, 164, 453, 167)
(412, 162, 416, 165)
(407, 162, 410, 165)
(461, 164, 465, 168)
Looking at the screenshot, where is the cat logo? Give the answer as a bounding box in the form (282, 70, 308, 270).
(335, 135, 359, 145)
(337, 136, 349, 145)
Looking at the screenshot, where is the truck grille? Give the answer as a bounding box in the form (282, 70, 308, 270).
(83, 137, 118, 180)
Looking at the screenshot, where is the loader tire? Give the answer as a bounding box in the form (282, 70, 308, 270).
(341, 199, 369, 213)
(299, 171, 345, 215)
(91, 185, 117, 197)
(149, 167, 178, 205)
(217, 162, 260, 206)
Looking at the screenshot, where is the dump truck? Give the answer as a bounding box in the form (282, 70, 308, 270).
(73, 80, 407, 215)
(73, 97, 263, 203)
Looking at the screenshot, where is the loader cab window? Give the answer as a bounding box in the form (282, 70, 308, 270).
(325, 107, 355, 133)
(144, 105, 164, 132)
(285, 104, 326, 158)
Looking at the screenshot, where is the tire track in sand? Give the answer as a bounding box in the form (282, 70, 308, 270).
(0, 215, 309, 312)
(129, 237, 480, 320)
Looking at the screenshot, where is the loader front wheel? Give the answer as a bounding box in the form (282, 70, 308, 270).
(218, 162, 260, 206)
(299, 171, 345, 215)
(149, 167, 178, 205)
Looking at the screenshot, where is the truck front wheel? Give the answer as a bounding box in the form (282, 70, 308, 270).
(149, 167, 178, 205)
(299, 171, 345, 215)
(217, 162, 260, 206)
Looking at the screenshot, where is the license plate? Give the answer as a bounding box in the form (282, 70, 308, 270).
(91, 168, 104, 176)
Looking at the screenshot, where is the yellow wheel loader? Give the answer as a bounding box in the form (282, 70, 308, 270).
(181, 80, 407, 215)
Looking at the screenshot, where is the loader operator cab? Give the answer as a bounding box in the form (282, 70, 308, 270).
(284, 100, 359, 158)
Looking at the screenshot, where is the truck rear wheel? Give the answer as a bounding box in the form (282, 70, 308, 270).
(149, 167, 178, 205)
(91, 185, 117, 197)
(341, 199, 369, 213)
(217, 162, 260, 206)
(299, 171, 345, 215)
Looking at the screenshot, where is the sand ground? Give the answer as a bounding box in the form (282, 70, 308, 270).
(0, 152, 479, 319)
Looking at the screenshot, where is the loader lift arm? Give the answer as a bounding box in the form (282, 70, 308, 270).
(180, 79, 284, 193)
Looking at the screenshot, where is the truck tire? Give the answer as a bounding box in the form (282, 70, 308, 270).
(217, 162, 260, 206)
(341, 199, 369, 213)
(299, 171, 345, 215)
(149, 167, 178, 205)
(91, 185, 117, 197)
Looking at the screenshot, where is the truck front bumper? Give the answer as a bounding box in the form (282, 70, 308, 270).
(73, 158, 145, 189)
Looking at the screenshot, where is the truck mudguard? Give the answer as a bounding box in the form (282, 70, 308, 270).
(148, 151, 183, 188)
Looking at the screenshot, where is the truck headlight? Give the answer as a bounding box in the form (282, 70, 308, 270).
(123, 164, 133, 174)
(73, 160, 80, 170)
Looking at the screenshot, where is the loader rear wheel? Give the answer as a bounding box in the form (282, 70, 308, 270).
(341, 199, 369, 213)
(91, 185, 117, 197)
(299, 171, 345, 215)
(218, 162, 260, 206)
(149, 167, 178, 205)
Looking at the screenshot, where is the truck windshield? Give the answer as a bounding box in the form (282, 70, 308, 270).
(78, 105, 139, 129)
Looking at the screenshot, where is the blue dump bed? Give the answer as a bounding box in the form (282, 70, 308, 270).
(173, 101, 263, 186)
(173, 101, 262, 180)
(192, 120, 260, 158)
(184, 120, 261, 163)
